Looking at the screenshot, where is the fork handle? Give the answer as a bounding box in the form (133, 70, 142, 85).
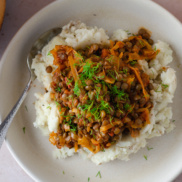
(0, 80, 31, 148)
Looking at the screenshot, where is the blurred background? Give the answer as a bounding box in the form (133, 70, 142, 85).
(0, 0, 182, 181)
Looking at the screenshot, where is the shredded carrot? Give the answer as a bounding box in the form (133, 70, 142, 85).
(137, 108, 150, 124)
(78, 67, 83, 73)
(129, 66, 149, 101)
(95, 144, 101, 153)
(119, 52, 123, 59)
(130, 129, 140, 138)
(78, 136, 94, 152)
(128, 52, 141, 61)
(100, 120, 123, 132)
(58, 136, 65, 145)
(50, 93, 55, 100)
(112, 41, 124, 50)
(104, 76, 115, 84)
(110, 49, 116, 56)
(68, 55, 79, 82)
(101, 49, 109, 58)
(108, 132, 114, 137)
(74, 142, 78, 152)
(106, 143, 111, 147)
(91, 138, 99, 145)
(126, 75, 135, 87)
(49, 132, 57, 145)
(87, 126, 90, 132)
(110, 40, 114, 48)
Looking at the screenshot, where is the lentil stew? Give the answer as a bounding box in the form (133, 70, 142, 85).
(48, 28, 158, 153)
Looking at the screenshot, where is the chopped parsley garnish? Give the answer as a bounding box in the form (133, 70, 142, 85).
(47, 51, 52, 56)
(161, 84, 169, 89)
(73, 81, 80, 96)
(147, 146, 153, 151)
(96, 171, 102, 178)
(130, 60, 137, 66)
(66, 78, 73, 86)
(154, 46, 157, 51)
(172, 120, 175, 122)
(25, 105, 28, 112)
(62, 171, 65, 174)
(99, 100, 111, 112)
(80, 61, 100, 84)
(155, 87, 161, 92)
(107, 70, 116, 79)
(143, 155, 148, 160)
(55, 101, 60, 107)
(47, 105, 51, 109)
(22, 127, 26, 134)
(110, 85, 128, 100)
(81, 100, 111, 121)
(106, 55, 114, 62)
(88, 177, 90, 182)
(66, 119, 77, 132)
(55, 86, 61, 92)
(124, 103, 132, 111)
(123, 68, 128, 74)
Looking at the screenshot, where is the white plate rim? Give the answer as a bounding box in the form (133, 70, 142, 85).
(0, 0, 182, 181)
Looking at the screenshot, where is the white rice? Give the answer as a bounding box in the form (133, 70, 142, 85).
(31, 21, 176, 165)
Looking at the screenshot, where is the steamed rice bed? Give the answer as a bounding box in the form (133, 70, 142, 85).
(31, 21, 176, 165)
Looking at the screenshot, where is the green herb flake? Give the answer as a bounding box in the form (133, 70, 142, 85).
(124, 103, 131, 111)
(139, 40, 145, 47)
(143, 155, 148, 160)
(110, 85, 127, 100)
(96, 171, 102, 178)
(130, 60, 137, 66)
(22, 127, 26, 134)
(123, 68, 128, 74)
(147, 146, 153, 151)
(88, 177, 90, 182)
(79, 61, 101, 86)
(47, 105, 51, 109)
(47, 51, 52, 56)
(101, 144, 105, 152)
(66, 77, 73, 86)
(172, 120, 175, 122)
(55, 101, 60, 107)
(106, 55, 114, 62)
(25, 105, 28, 112)
(62, 171, 65, 174)
(73, 81, 80, 96)
(55, 86, 61, 93)
(161, 84, 169, 89)
(74, 52, 83, 61)
(155, 87, 161, 93)
(154, 46, 157, 51)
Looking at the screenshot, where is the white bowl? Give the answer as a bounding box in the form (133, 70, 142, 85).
(0, 0, 182, 181)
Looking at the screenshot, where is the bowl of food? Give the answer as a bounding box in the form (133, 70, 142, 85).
(0, 0, 182, 182)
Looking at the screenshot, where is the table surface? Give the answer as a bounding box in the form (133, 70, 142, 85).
(0, 0, 182, 181)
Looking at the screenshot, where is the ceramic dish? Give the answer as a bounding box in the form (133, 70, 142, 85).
(0, 0, 182, 181)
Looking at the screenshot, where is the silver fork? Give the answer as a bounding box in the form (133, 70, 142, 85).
(0, 27, 62, 148)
